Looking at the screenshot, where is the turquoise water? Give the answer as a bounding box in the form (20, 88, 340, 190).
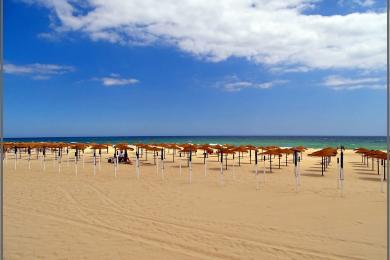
(4, 136, 387, 150)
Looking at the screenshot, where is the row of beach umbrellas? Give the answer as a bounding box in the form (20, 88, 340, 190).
(2, 142, 388, 193)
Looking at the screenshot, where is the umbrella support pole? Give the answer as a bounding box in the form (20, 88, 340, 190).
(256, 164, 259, 190)
(263, 159, 266, 183)
(382, 160, 386, 184)
(136, 158, 140, 179)
(116, 153, 119, 170)
(298, 160, 301, 187)
(337, 160, 340, 189)
(232, 158, 235, 180)
(339, 168, 344, 196)
(156, 159, 159, 176)
(225, 155, 228, 170)
(189, 161, 192, 184)
(179, 160, 182, 176)
(204, 160, 207, 176)
(75, 161, 78, 176)
(28, 154, 31, 170)
(294, 166, 298, 192)
(99, 155, 101, 170)
(114, 160, 117, 178)
(58, 158, 61, 173)
(93, 156, 96, 176)
(220, 162, 224, 186)
(161, 159, 164, 180)
(380, 161, 386, 192)
(286, 154, 288, 166)
(378, 159, 380, 175)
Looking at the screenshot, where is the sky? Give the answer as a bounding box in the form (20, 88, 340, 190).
(4, 0, 387, 137)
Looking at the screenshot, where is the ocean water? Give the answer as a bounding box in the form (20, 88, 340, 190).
(4, 136, 387, 150)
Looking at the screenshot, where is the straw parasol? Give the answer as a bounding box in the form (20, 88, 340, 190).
(308, 147, 337, 176)
(165, 144, 181, 162)
(261, 149, 282, 173)
(180, 145, 197, 184)
(232, 146, 248, 166)
(279, 148, 294, 166)
(245, 145, 257, 164)
(144, 145, 161, 165)
(355, 148, 370, 164)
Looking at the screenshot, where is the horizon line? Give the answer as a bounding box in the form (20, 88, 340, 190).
(4, 134, 387, 139)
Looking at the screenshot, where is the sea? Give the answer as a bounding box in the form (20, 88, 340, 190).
(3, 136, 387, 151)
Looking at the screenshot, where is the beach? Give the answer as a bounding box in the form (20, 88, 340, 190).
(4, 147, 387, 259)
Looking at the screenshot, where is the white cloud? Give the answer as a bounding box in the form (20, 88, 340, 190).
(95, 75, 139, 87)
(270, 66, 312, 74)
(338, 0, 375, 7)
(322, 75, 385, 90)
(24, 0, 385, 72)
(4, 63, 74, 79)
(218, 77, 288, 92)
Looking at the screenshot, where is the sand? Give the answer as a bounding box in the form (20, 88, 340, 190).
(4, 147, 387, 259)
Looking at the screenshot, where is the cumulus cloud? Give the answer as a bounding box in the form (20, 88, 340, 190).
(4, 63, 74, 79)
(338, 0, 375, 7)
(322, 75, 385, 90)
(22, 0, 385, 72)
(218, 76, 288, 92)
(95, 74, 139, 87)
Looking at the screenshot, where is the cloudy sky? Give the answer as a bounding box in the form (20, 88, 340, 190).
(5, 0, 386, 137)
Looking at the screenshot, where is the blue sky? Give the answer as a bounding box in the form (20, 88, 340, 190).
(5, 0, 387, 137)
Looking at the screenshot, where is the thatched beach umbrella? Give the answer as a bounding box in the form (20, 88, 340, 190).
(196, 145, 213, 176)
(90, 144, 109, 170)
(69, 143, 89, 176)
(231, 146, 248, 166)
(291, 146, 306, 161)
(374, 152, 388, 192)
(217, 148, 235, 170)
(113, 143, 134, 176)
(51, 142, 67, 173)
(278, 148, 294, 166)
(308, 148, 337, 176)
(24, 142, 37, 170)
(363, 150, 384, 172)
(181, 146, 197, 184)
(246, 145, 257, 164)
(211, 144, 225, 162)
(261, 149, 282, 173)
(197, 144, 212, 163)
(165, 144, 181, 162)
(354, 147, 369, 164)
(2, 142, 13, 164)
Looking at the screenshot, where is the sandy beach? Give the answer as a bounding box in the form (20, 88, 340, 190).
(4, 147, 387, 259)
